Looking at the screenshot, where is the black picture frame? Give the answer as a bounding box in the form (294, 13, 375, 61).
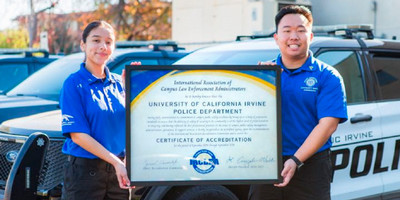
(125, 65, 282, 186)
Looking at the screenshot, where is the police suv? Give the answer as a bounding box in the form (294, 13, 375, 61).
(0, 41, 187, 124)
(0, 25, 399, 200)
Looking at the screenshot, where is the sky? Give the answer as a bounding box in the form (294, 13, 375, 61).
(0, 0, 97, 30)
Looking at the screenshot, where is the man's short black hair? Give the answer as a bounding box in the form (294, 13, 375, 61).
(275, 5, 313, 32)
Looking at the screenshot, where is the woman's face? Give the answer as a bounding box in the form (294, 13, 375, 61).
(80, 26, 115, 68)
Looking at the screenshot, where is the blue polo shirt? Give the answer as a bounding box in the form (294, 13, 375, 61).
(60, 63, 126, 159)
(275, 52, 348, 156)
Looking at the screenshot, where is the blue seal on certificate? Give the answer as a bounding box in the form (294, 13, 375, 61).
(189, 149, 219, 174)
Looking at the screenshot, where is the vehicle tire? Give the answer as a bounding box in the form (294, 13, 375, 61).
(169, 185, 239, 200)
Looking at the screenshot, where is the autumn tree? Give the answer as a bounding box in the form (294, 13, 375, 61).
(13, 0, 172, 54)
(76, 0, 172, 41)
(27, 0, 57, 47)
(15, 10, 81, 54)
(46, 13, 81, 54)
(0, 29, 29, 48)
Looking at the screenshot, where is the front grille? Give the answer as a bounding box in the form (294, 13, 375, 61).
(0, 141, 23, 186)
(0, 138, 66, 192)
(38, 139, 66, 191)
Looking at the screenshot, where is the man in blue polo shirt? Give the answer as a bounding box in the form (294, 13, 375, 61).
(249, 5, 347, 200)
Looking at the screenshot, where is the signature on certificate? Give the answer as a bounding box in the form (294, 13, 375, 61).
(144, 159, 179, 167)
(226, 156, 275, 166)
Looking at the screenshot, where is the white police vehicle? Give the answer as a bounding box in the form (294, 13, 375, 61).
(177, 25, 400, 200)
(0, 25, 399, 200)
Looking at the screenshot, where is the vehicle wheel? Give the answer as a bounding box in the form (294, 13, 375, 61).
(169, 185, 239, 200)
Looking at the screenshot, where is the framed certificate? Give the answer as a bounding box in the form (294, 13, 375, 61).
(125, 65, 282, 186)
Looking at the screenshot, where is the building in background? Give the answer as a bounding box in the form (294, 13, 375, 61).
(172, 0, 310, 50)
(172, 0, 399, 50)
(310, 0, 399, 40)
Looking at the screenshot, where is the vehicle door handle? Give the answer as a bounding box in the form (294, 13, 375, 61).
(350, 114, 373, 124)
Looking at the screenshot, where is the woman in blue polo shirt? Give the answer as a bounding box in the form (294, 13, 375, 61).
(60, 21, 130, 199)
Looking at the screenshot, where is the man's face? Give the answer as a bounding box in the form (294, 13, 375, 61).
(274, 14, 313, 61)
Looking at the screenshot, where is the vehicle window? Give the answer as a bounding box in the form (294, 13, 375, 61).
(316, 51, 365, 104)
(0, 64, 29, 94)
(371, 53, 400, 100)
(112, 59, 159, 74)
(175, 50, 279, 65)
(7, 56, 82, 100)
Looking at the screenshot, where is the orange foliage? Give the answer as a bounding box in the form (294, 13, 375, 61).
(15, 0, 171, 54)
(75, 0, 172, 41)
